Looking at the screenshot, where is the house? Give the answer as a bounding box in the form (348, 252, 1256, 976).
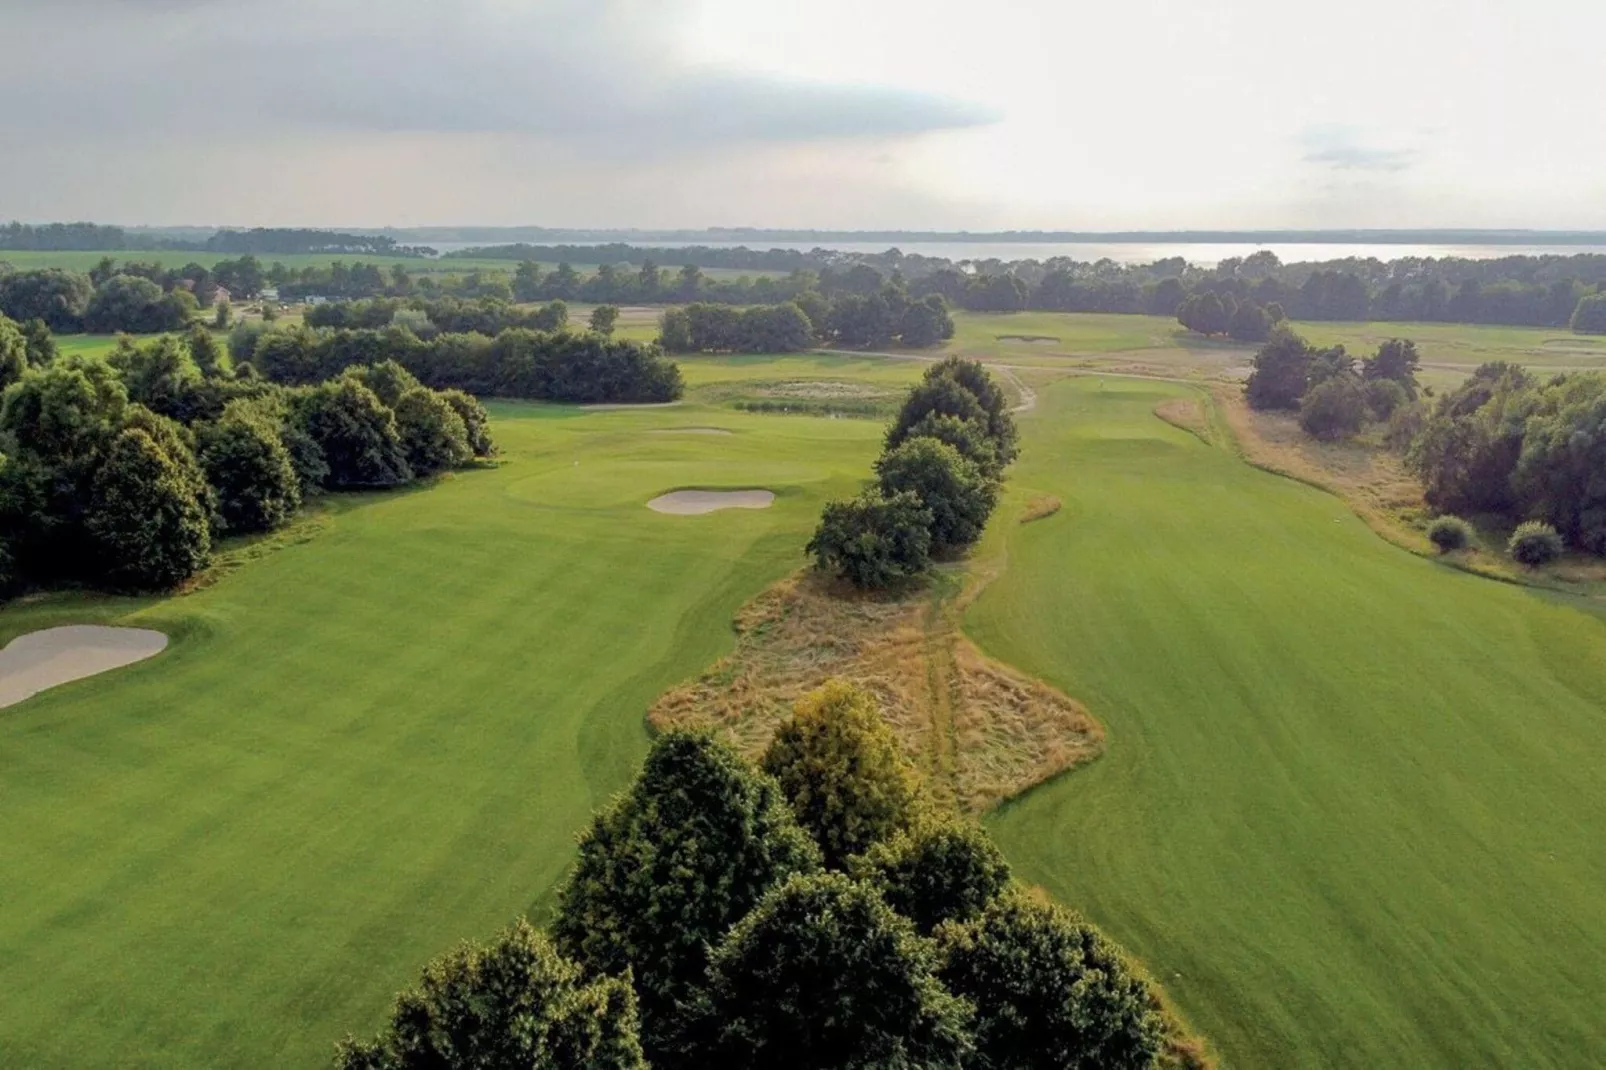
(258, 286, 278, 302)
(212, 285, 232, 304)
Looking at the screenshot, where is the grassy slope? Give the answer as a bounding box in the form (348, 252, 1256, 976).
(969, 377, 1606, 1068)
(0, 362, 913, 1069)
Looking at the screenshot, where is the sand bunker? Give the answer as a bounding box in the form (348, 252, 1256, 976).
(0, 626, 168, 709)
(648, 490, 775, 515)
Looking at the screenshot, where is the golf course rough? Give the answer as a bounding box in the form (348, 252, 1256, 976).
(968, 377, 1606, 1069)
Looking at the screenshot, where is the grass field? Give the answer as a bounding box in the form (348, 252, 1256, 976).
(969, 378, 1606, 1068)
(7, 330, 1606, 1069)
(0, 357, 918, 1068)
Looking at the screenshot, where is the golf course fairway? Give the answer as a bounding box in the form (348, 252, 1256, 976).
(970, 377, 1606, 1068)
(0, 378, 898, 1069)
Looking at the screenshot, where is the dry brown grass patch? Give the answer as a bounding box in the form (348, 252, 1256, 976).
(1019, 495, 1062, 524)
(1154, 397, 1212, 444)
(1212, 386, 1429, 551)
(648, 570, 1101, 814)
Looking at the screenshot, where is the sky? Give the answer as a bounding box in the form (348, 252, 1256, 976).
(1, 0, 1602, 230)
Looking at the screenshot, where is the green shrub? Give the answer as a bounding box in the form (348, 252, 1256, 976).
(552, 732, 819, 1067)
(87, 427, 212, 590)
(806, 489, 933, 589)
(1299, 376, 1368, 440)
(701, 872, 972, 1070)
(876, 436, 998, 555)
(852, 819, 1012, 935)
(1508, 521, 1562, 567)
(392, 387, 472, 477)
(196, 411, 301, 534)
(335, 918, 646, 1070)
(1364, 378, 1409, 421)
(1427, 515, 1472, 553)
(761, 680, 922, 870)
(938, 892, 1166, 1070)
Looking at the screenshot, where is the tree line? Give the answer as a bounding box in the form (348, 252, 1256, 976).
(1238, 323, 1606, 563)
(809, 359, 1016, 589)
(0, 317, 494, 596)
(0, 223, 433, 257)
(229, 320, 683, 404)
(337, 680, 1173, 1070)
(660, 291, 956, 353)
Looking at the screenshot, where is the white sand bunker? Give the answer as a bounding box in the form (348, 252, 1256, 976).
(0, 626, 169, 709)
(648, 490, 775, 515)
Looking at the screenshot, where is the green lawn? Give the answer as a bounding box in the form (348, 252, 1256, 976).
(0, 362, 910, 1068)
(970, 377, 1606, 1068)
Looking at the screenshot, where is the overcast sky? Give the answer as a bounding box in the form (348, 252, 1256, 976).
(2, 0, 1601, 230)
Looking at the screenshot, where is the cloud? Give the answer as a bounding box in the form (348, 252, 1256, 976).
(1296, 124, 1415, 173)
(0, 0, 994, 153)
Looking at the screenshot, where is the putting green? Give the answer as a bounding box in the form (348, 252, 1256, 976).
(969, 377, 1606, 1068)
(0, 363, 909, 1069)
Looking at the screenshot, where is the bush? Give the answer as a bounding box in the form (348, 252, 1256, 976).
(552, 733, 820, 1067)
(806, 490, 933, 589)
(438, 389, 496, 457)
(876, 436, 998, 555)
(1427, 515, 1472, 554)
(1243, 328, 1313, 411)
(1298, 376, 1368, 439)
(87, 427, 212, 589)
(292, 378, 411, 489)
(342, 359, 421, 408)
(1364, 378, 1409, 421)
(196, 410, 301, 534)
(761, 679, 923, 870)
(701, 873, 972, 1070)
(1508, 520, 1562, 567)
(852, 819, 1012, 935)
(392, 387, 472, 476)
(336, 919, 647, 1070)
(938, 892, 1165, 1070)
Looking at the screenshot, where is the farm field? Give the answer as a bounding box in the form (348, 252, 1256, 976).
(969, 377, 1606, 1068)
(0, 356, 918, 1068)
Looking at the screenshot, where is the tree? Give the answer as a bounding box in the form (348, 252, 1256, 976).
(938, 892, 1165, 1070)
(336, 919, 646, 1070)
(393, 387, 472, 476)
(1362, 339, 1420, 396)
(807, 490, 933, 589)
(85, 275, 188, 334)
(0, 268, 94, 330)
(658, 307, 693, 352)
(87, 427, 211, 589)
(196, 409, 301, 534)
(1511, 378, 1606, 552)
(913, 358, 1018, 469)
(292, 379, 411, 489)
(877, 437, 997, 554)
(853, 820, 1012, 935)
(892, 412, 999, 477)
(437, 389, 496, 457)
(213, 301, 232, 329)
(1572, 293, 1606, 335)
(186, 325, 226, 378)
(1299, 376, 1368, 439)
(553, 732, 820, 1068)
(1227, 300, 1272, 343)
(1177, 292, 1228, 336)
(761, 680, 922, 869)
(1243, 329, 1313, 411)
(108, 336, 203, 421)
(900, 295, 956, 348)
(589, 305, 621, 336)
(0, 314, 27, 392)
(343, 359, 422, 408)
(701, 873, 972, 1070)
